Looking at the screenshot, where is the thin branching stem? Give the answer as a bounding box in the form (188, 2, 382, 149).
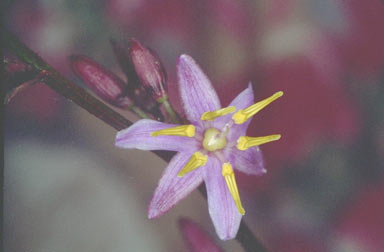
(3, 28, 268, 252)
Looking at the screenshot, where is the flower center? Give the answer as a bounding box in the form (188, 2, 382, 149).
(202, 128, 227, 152)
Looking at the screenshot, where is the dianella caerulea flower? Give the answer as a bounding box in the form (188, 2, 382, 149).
(115, 55, 283, 240)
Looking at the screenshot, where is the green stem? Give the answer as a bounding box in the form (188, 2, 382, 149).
(3, 28, 268, 252)
(130, 105, 149, 119)
(160, 98, 181, 124)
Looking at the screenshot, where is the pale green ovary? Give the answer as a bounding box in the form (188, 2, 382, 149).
(202, 128, 227, 152)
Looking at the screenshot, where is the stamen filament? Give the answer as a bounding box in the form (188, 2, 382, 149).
(222, 163, 245, 215)
(151, 125, 195, 137)
(232, 91, 283, 124)
(237, 134, 281, 151)
(178, 152, 208, 177)
(201, 106, 236, 121)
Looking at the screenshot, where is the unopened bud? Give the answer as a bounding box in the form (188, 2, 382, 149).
(129, 39, 167, 100)
(70, 55, 132, 109)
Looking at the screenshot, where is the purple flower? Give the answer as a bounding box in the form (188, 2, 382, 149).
(116, 55, 282, 240)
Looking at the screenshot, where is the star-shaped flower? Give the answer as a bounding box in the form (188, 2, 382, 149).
(115, 55, 282, 240)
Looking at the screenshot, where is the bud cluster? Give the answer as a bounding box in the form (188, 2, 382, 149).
(70, 38, 179, 122)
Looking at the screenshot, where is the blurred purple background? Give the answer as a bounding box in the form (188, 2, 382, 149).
(4, 0, 384, 251)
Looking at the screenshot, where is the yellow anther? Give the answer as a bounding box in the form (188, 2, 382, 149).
(222, 163, 245, 215)
(232, 91, 283, 124)
(237, 134, 281, 151)
(151, 125, 195, 137)
(178, 152, 208, 177)
(201, 106, 236, 121)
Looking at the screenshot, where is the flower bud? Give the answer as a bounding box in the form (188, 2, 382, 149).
(129, 39, 167, 100)
(70, 55, 132, 109)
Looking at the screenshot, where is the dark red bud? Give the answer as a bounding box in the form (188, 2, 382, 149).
(70, 55, 132, 108)
(129, 39, 167, 100)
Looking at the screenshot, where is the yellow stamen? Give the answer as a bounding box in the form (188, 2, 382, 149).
(237, 134, 281, 151)
(151, 125, 195, 137)
(178, 152, 208, 177)
(232, 91, 283, 124)
(201, 106, 236, 121)
(222, 163, 245, 215)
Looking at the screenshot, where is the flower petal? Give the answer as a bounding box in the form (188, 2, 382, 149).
(116, 119, 198, 152)
(229, 146, 266, 175)
(148, 152, 204, 218)
(214, 83, 254, 142)
(178, 54, 221, 125)
(204, 157, 242, 240)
